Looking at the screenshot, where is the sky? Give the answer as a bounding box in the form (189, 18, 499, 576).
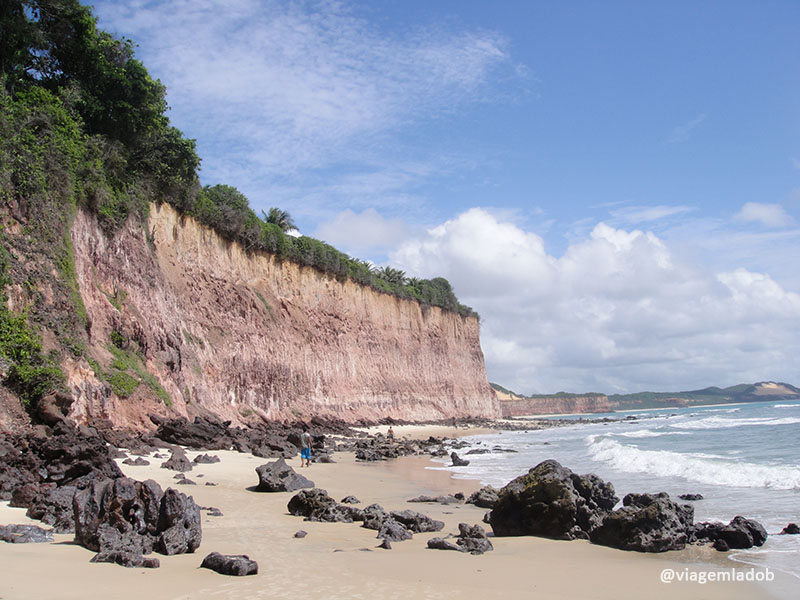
(90, 0, 800, 395)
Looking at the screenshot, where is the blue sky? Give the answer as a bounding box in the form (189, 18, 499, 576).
(91, 0, 800, 394)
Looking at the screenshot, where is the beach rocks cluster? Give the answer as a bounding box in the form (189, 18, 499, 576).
(149, 414, 354, 460)
(0, 423, 124, 533)
(255, 458, 314, 492)
(286, 488, 444, 543)
(73, 476, 202, 567)
(349, 434, 454, 462)
(489, 459, 768, 553)
(589, 492, 694, 552)
(692, 517, 768, 551)
(427, 523, 493, 555)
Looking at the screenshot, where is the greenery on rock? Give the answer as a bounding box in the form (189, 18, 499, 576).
(0, 238, 65, 405)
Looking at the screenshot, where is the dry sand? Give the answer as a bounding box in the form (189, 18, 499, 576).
(0, 432, 789, 600)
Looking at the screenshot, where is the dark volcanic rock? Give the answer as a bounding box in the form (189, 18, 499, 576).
(340, 495, 360, 504)
(0, 424, 123, 506)
(26, 484, 79, 533)
(193, 454, 221, 464)
(712, 538, 730, 552)
(489, 460, 618, 540)
(0, 524, 54, 543)
(780, 523, 800, 535)
(255, 458, 314, 492)
(450, 452, 469, 467)
(466, 486, 499, 509)
(590, 492, 694, 552)
(122, 457, 150, 466)
(73, 477, 201, 565)
(678, 494, 703, 501)
(407, 494, 463, 505)
(200, 552, 258, 576)
(160, 450, 193, 473)
(427, 537, 460, 551)
(693, 516, 768, 549)
(389, 510, 444, 533)
(360, 504, 388, 530)
(91, 551, 160, 568)
(294, 530, 308, 538)
(427, 523, 493, 555)
(286, 488, 360, 523)
(456, 523, 493, 554)
(377, 518, 413, 542)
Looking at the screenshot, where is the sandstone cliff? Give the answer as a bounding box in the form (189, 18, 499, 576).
(494, 388, 615, 416)
(60, 203, 498, 429)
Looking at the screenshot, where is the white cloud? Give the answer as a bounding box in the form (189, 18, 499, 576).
(734, 202, 794, 228)
(609, 204, 694, 225)
(391, 209, 800, 394)
(667, 113, 707, 143)
(92, 0, 519, 214)
(314, 209, 412, 257)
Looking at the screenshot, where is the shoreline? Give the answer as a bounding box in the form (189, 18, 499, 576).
(0, 445, 787, 599)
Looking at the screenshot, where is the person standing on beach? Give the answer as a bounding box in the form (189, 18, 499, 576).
(387, 426, 395, 442)
(299, 425, 313, 467)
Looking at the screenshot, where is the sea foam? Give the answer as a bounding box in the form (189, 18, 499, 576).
(586, 435, 800, 490)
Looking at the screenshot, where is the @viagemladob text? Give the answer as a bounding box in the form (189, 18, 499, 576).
(660, 568, 774, 585)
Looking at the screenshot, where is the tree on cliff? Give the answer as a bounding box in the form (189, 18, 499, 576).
(264, 208, 297, 233)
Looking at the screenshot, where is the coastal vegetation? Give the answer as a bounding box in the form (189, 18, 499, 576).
(0, 0, 476, 410)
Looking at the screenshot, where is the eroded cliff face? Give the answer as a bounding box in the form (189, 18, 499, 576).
(67, 203, 498, 429)
(495, 390, 615, 417)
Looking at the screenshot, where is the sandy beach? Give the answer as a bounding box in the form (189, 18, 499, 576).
(0, 425, 789, 599)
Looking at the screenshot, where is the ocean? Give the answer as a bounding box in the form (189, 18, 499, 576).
(431, 399, 800, 581)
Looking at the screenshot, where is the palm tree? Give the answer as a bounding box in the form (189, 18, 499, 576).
(377, 266, 407, 286)
(263, 207, 297, 232)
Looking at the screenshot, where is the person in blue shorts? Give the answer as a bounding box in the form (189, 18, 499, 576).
(299, 425, 313, 467)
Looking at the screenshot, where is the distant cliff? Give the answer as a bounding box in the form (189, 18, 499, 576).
(53, 203, 498, 430)
(491, 385, 613, 416)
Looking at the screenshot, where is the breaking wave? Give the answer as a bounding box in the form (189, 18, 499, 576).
(587, 435, 800, 490)
(671, 416, 800, 431)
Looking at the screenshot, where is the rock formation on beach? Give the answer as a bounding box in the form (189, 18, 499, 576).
(489, 460, 768, 553)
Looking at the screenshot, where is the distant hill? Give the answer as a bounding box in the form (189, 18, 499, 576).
(490, 381, 800, 414)
(609, 381, 800, 410)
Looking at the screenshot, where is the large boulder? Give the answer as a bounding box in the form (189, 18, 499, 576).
(73, 477, 201, 564)
(489, 460, 618, 540)
(255, 458, 314, 492)
(590, 492, 694, 552)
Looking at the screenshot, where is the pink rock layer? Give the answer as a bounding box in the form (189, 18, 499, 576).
(65, 203, 499, 430)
